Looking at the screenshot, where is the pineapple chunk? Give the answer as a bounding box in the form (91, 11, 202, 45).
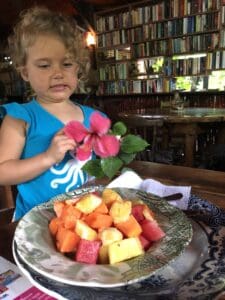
(102, 188, 123, 206)
(108, 237, 144, 264)
(75, 193, 102, 214)
(109, 200, 132, 224)
(99, 227, 123, 246)
(75, 219, 97, 241)
(98, 245, 109, 264)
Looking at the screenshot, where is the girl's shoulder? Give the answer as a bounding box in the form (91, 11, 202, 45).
(2, 100, 36, 123)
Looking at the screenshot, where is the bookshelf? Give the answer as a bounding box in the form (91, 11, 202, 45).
(94, 0, 225, 95)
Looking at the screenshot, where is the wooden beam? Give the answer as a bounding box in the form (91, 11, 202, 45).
(70, 0, 95, 31)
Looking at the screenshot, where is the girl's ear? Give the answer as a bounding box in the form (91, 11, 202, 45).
(19, 67, 29, 81)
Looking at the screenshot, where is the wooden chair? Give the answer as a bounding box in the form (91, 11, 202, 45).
(0, 108, 16, 223)
(0, 185, 16, 209)
(119, 115, 164, 162)
(0, 185, 16, 225)
(0, 207, 15, 226)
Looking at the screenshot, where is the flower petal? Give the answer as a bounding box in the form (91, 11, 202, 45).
(90, 112, 111, 135)
(76, 142, 92, 161)
(93, 135, 120, 158)
(64, 121, 89, 142)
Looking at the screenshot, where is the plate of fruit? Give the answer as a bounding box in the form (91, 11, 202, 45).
(13, 186, 193, 287)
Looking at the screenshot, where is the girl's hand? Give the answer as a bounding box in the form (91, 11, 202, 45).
(45, 129, 77, 165)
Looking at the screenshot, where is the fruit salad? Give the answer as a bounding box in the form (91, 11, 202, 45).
(49, 188, 166, 265)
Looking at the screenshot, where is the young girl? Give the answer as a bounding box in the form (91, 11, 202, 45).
(0, 7, 101, 220)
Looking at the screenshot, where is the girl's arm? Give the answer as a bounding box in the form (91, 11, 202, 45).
(0, 115, 76, 185)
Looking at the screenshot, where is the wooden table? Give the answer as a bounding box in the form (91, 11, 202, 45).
(119, 107, 225, 167)
(1, 160, 225, 264)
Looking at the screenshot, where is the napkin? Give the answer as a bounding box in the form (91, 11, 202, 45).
(107, 170, 191, 210)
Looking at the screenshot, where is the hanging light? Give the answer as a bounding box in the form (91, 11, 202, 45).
(86, 31, 96, 47)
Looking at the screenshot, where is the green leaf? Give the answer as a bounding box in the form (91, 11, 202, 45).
(112, 121, 127, 136)
(119, 151, 136, 164)
(101, 157, 123, 179)
(121, 134, 149, 154)
(82, 159, 105, 178)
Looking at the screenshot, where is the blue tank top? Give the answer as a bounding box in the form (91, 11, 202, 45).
(3, 99, 98, 220)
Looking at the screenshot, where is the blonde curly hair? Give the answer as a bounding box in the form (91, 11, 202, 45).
(8, 6, 90, 82)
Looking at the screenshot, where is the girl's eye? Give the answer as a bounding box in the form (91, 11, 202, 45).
(38, 64, 50, 68)
(63, 62, 73, 67)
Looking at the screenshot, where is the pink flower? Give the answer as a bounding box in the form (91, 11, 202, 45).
(64, 112, 120, 161)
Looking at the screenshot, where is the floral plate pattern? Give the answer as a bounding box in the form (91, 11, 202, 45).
(13, 186, 193, 288)
(13, 194, 225, 299)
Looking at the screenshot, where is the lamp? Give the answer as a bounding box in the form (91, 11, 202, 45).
(86, 31, 97, 70)
(86, 31, 96, 47)
(82, 30, 99, 96)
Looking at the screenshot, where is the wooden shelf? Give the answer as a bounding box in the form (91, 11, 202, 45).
(94, 0, 225, 95)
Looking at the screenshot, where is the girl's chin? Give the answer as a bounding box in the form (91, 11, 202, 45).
(50, 91, 72, 100)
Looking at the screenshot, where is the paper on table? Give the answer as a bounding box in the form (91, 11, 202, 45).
(0, 256, 55, 300)
(107, 170, 191, 210)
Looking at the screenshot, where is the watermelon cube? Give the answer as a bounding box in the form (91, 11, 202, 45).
(140, 219, 165, 242)
(139, 234, 152, 251)
(76, 239, 101, 264)
(132, 204, 145, 223)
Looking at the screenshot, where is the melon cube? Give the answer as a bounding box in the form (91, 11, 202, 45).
(108, 237, 144, 264)
(139, 234, 152, 251)
(57, 229, 80, 253)
(141, 219, 165, 242)
(61, 205, 82, 230)
(132, 204, 145, 223)
(142, 205, 154, 221)
(49, 217, 62, 236)
(53, 201, 65, 218)
(76, 239, 101, 264)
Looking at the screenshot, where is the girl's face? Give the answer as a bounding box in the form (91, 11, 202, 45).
(20, 34, 79, 103)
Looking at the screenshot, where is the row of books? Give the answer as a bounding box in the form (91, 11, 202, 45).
(99, 63, 128, 80)
(171, 33, 219, 54)
(222, 6, 225, 24)
(207, 50, 225, 69)
(130, 0, 219, 26)
(98, 30, 128, 48)
(133, 40, 169, 57)
(138, 14, 218, 40)
(220, 30, 225, 48)
(170, 57, 206, 75)
(97, 79, 174, 95)
(96, 0, 220, 33)
(98, 56, 208, 80)
(131, 33, 219, 57)
(152, 13, 219, 38)
(97, 27, 219, 50)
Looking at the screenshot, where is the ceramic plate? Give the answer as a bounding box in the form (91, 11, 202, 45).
(14, 186, 193, 288)
(13, 220, 207, 300)
(13, 196, 225, 299)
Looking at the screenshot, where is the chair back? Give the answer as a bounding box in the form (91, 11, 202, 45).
(0, 207, 15, 226)
(119, 115, 164, 161)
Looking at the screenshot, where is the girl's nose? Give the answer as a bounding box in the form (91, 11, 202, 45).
(52, 66, 64, 79)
